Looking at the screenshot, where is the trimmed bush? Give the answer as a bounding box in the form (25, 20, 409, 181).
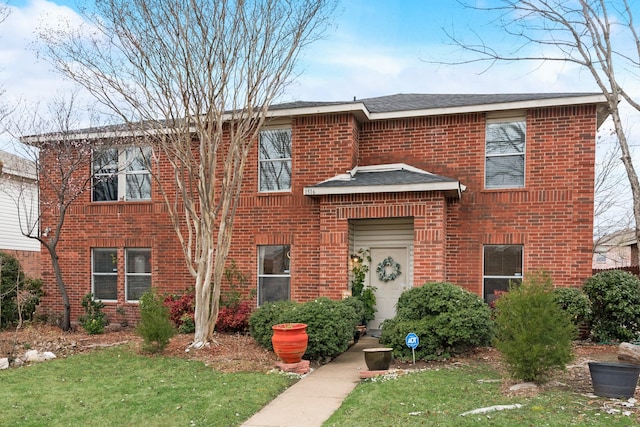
(379, 282, 494, 361)
(553, 287, 592, 327)
(494, 273, 576, 383)
(583, 270, 640, 342)
(249, 298, 359, 361)
(137, 289, 175, 353)
(0, 252, 44, 328)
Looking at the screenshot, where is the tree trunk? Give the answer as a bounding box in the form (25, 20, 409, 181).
(48, 247, 71, 331)
(617, 342, 640, 365)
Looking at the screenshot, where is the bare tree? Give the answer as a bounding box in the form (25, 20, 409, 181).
(40, 0, 335, 347)
(440, 0, 640, 265)
(6, 94, 115, 331)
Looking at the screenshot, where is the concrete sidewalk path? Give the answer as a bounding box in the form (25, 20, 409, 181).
(241, 336, 380, 427)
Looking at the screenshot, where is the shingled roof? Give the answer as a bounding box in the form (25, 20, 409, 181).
(303, 164, 465, 198)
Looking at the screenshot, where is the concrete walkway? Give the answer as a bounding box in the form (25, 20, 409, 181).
(241, 336, 380, 427)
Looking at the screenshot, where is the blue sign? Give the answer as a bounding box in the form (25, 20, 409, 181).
(405, 332, 419, 349)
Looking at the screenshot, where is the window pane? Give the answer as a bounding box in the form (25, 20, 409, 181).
(126, 174, 151, 200)
(486, 122, 525, 155)
(485, 155, 524, 188)
(484, 277, 522, 303)
(94, 276, 117, 300)
(484, 245, 523, 276)
(94, 249, 117, 273)
(259, 246, 290, 274)
(126, 276, 151, 301)
(259, 129, 291, 160)
(126, 249, 151, 301)
(126, 249, 151, 273)
(259, 160, 292, 192)
(125, 147, 151, 171)
(93, 176, 119, 201)
(258, 276, 290, 305)
(93, 148, 118, 173)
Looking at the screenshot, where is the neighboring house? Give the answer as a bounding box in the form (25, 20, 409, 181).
(0, 150, 40, 278)
(593, 229, 638, 269)
(33, 93, 607, 329)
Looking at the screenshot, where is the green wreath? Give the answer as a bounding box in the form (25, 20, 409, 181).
(376, 257, 401, 282)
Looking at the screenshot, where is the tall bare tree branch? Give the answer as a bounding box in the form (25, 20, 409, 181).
(438, 0, 640, 265)
(39, 0, 335, 347)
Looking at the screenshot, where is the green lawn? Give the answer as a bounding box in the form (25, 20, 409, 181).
(325, 363, 640, 426)
(0, 346, 295, 426)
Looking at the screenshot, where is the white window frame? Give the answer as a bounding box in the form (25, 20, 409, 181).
(257, 245, 291, 306)
(485, 117, 526, 189)
(92, 146, 152, 201)
(92, 248, 118, 301)
(483, 244, 523, 303)
(258, 127, 292, 193)
(125, 248, 152, 302)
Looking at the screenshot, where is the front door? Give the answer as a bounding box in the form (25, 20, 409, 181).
(368, 246, 410, 332)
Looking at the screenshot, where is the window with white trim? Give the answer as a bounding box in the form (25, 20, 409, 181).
(483, 245, 523, 302)
(485, 119, 526, 189)
(259, 128, 291, 192)
(93, 146, 152, 201)
(125, 248, 151, 301)
(92, 248, 117, 301)
(258, 245, 290, 305)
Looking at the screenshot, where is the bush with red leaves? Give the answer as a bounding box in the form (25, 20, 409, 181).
(216, 301, 253, 333)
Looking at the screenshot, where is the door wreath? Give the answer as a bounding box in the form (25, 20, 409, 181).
(376, 256, 401, 282)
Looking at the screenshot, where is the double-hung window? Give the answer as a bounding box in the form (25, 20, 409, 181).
(258, 245, 290, 305)
(483, 245, 523, 302)
(93, 146, 152, 201)
(485, 118, 526, 189)
(92, 248, 118, 301)
(259, 128, 292, 192)
(125, 248, 151, 301)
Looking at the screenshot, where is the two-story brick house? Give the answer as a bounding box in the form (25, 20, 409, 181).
(35, 93, 607, 329)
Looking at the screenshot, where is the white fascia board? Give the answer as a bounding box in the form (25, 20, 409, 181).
(265, 102, 371, 120)
(303, 181, 464, 196)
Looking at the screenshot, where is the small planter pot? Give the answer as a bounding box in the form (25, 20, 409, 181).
(589, 361, 640, 398)
(271, 323, 308, 364)
(363, 347, 393, 370)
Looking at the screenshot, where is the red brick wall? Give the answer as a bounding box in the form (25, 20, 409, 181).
(3, 250, 41, 279)
(37, 105, 597, 320)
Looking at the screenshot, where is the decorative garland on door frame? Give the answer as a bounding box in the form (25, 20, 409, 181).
(376, 256, 402, 282)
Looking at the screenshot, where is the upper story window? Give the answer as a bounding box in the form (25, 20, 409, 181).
(92, 146, 152, 201)
(259, 128, 291, 192)
(485, 118, 526, 189)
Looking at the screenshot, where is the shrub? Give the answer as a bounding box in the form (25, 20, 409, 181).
(494, 273, 576, 383)
(379, 282, 494, 361)
(0, 252, 44, 328)
(79, 293, 107, 334)
(249, 298, 359, 361)
(583, 270, 640, 342)
(216, 300, 253, 333)
(350, 249, 376, 324)
(137, 288, 175, 353)
(163, 290, 195, 333)
(553, 287, 592, 326)
(249, 300, 299, 350)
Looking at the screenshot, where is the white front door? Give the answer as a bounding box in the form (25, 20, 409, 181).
(368, 246, 410, 332)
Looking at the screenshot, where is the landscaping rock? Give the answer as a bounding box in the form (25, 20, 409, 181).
(0, 358, 8, 370)
(24, 349, 39, 362)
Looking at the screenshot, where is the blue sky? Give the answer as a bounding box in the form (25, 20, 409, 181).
(0, 0, 603, 108)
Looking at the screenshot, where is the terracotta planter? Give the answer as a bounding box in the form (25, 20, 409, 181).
(589, 361, 640, 398)
(363, 347, 393, 370)
(271, 323, 308, 363)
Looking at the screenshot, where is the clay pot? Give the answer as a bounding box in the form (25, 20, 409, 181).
(363, 347, 393, 370)
(589, 361, 640, 398)
(271, 323, 308, 363)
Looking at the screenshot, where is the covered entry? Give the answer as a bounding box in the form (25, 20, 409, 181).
(351, 218, 414, 333)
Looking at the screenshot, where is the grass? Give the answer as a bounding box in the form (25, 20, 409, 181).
(325, 363, 640, 426)
(0, 345, 296, 426)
